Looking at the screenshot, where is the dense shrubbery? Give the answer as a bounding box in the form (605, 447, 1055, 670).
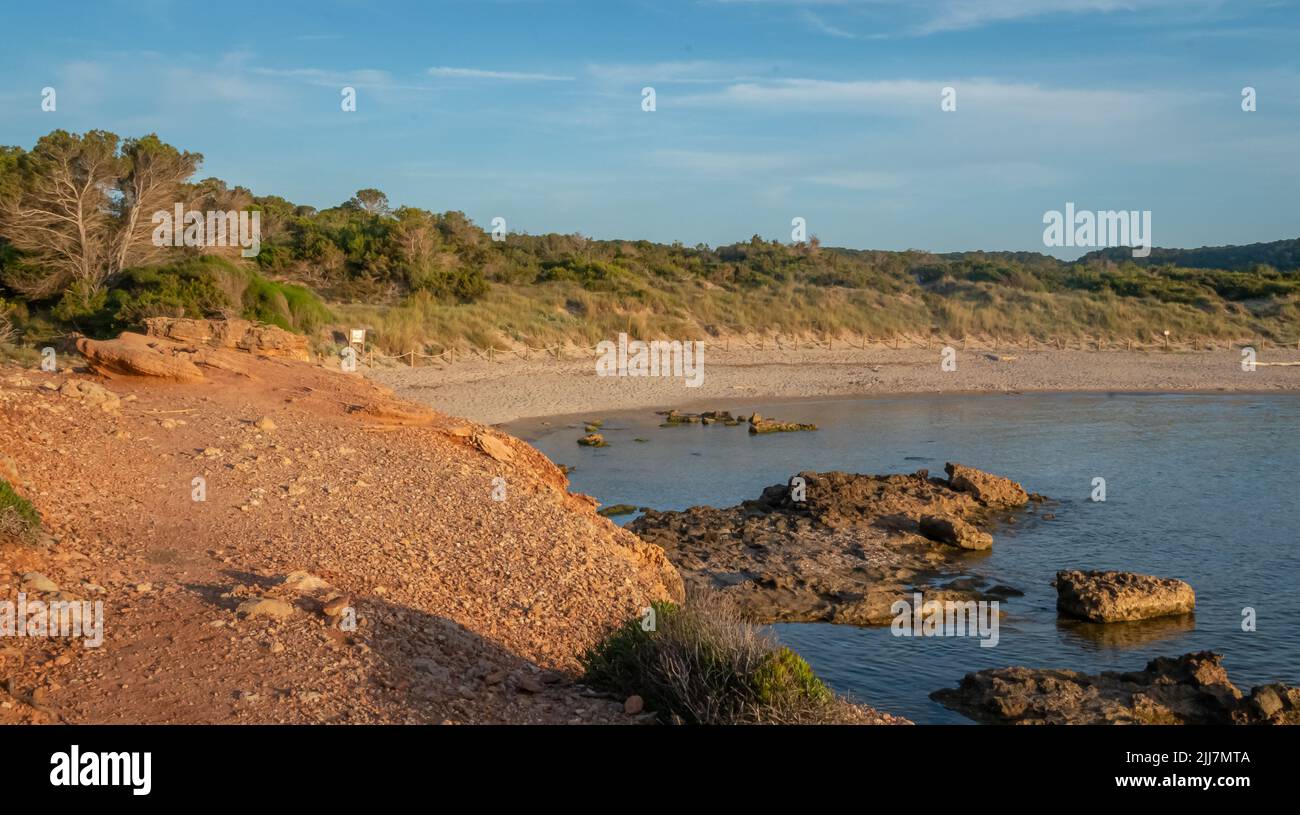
(21, 256, 332, 337)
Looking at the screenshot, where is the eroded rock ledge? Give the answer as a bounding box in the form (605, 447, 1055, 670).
(628, 464, 1038, 625)
(931, 652, 1300, 725)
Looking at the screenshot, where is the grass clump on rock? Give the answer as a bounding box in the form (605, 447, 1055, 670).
(582, 591, 868, 724)
(0, 478, 41, 545)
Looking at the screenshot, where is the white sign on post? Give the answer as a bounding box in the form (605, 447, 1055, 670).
(350, 329, 365, 345)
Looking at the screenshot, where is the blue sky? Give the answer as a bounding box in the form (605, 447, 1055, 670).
(2, 0, 1298, 257)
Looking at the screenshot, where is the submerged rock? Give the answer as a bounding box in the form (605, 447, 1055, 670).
(749, 419, 818, 434)
(932, 651, 1300, 725)
(1055, 569, 1196, 622)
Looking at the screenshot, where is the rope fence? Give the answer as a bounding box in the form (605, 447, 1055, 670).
(355, 334, 1300, 369)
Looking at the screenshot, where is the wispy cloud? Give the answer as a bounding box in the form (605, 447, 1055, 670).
(427, 66, 574, 81)
(252, 67, 397, 88)
(915, 0, 1159, 34)
(677, 76, 1165, 124)
(585, 60, 765, 84)
(799, 10, 864, 39)
(804, 170, 906, 190)
(649, 148, 798, 176)
(719, 0, 1234, 37)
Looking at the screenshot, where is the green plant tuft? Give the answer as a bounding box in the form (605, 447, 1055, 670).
(0, 478, 41, 545)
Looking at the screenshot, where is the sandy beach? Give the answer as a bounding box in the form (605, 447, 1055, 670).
(365, 346, 1300, 425)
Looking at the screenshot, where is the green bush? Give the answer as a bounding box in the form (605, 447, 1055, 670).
(42, 256, 334, 337)
(242, 274, 331, 333)
(0, 478, 41, 545)
(582, 592, 853, 724)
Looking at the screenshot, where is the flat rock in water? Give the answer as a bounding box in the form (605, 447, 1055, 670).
(932, 651, 1300, 725)
(1055, 569, 1195, 622)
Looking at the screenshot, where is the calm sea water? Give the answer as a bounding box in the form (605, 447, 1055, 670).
(514, 393, 1300, 723)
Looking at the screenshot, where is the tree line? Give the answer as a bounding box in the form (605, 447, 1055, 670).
(1, 129, 1297, 346)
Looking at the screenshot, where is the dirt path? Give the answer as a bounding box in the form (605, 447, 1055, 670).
(0, 345, 681, 724)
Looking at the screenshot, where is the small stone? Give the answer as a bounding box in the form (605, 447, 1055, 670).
(282, 570, 330, 593)
(20, 572, 58, 593)
(254, 416, 278, 432)
(474, 432, 515, 462)
(134, 582, 153, 594)
(322, 595, 351, 618)
(235, 597, 295, 620)
(517, 676, 545, 694)
(624, 694, 645, 715)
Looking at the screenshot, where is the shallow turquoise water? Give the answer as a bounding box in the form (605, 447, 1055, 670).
(516, 393, 1300, 723)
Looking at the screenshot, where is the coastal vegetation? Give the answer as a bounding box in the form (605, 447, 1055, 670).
(582, 594, 881, 724)
(3, 129, 1299, 358)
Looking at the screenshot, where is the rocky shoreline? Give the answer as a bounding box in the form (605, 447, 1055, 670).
(624, 455, 1300, 725)
(629, 463, 1039, 625)
(931, 651, 1300, 724)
